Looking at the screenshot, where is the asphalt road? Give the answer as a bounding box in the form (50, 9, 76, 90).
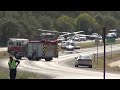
(1, 44, 120, 79)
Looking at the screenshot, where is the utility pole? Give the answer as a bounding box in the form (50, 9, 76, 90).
(102, 27, 106, 79)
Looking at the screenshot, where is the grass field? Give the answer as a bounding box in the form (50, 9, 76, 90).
(92, 53, 120, 73)
(80, 39, 120, 49)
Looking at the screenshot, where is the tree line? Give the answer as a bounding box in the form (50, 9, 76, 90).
(0, 11, 120, 45)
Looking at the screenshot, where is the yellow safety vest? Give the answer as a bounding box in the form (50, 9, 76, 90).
(8, 59, 16, 69)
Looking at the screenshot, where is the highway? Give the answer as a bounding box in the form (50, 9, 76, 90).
(1, 44, 120, 79)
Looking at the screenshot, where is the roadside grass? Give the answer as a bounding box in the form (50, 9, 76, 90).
(80, 39, 120, 49)
(0, 68, 9, 79)
(80, 41, 103, 48)
(17, 71, 38, 79)
(92, 53, 120, 73)
(0, 51, 9, 59)
(0, 68, 44, 79)
(0, 51, 51, 79)
(16, 71, 45, 79)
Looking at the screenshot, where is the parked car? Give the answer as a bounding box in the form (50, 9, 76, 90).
(75, 54, 92, 68)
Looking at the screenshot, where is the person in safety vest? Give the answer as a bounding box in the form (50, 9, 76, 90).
(8, 56, 20, 79)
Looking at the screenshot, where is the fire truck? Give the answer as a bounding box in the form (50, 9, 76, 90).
(7, 29, 59, 61)
(7, 38, 29, 59)
(24, 29, 59, 61)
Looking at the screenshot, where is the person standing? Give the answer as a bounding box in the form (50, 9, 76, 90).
(8, 56, 20, 79)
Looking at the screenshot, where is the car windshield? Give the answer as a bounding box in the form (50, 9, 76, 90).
(79, 55, 91, 59)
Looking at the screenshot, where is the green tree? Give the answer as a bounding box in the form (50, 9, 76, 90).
(0, 18, 25, 42)
(104, 15, 117, 33)
(38, 15, 54, 30)
(55, 15, 75, 32)
(75, 13, 97, 34)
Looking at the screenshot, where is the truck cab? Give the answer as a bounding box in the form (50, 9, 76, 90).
(7, 38, 29, 59)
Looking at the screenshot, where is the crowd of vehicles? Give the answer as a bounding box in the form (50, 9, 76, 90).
(58, 29, 118, 45)
(7, 29, 118, 69)
(61, 39, 80, 51)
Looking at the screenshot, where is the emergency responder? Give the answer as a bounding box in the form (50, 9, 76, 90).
(8, 56, 20, 79)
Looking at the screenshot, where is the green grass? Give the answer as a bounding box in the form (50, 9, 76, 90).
(16, 71, 43, 79)
(0, 69, 9, 79)
(80, 41, 103, 48)
(92, 53, 120, 73)
(80, 39, 120, 49)
(0, 68, 42, 79)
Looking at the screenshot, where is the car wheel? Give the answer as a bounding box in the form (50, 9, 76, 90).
(75, 65, 78, 67)
(45, 58, 52, 61)
(36, 58, 40, 61)
(89, 65, 92, 68)
(15, 56, 21, 59)
(28, 57, 32, 60)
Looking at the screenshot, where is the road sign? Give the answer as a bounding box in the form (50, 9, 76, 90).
(95, 37, 100, 45)
(106, 37, 115, 44)
(106, 37, 115, 59)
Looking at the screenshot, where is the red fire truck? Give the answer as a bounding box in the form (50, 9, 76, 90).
(25, 29, 59, 61)
(7, 38, 29, 59)
(7, 29, 59, 61)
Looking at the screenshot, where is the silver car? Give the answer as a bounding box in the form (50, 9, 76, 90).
(75, 54, 92, 68)
(79, 35, 86, 41)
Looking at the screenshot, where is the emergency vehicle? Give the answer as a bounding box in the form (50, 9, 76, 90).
(7, 29, 59, 61)
(7, 38, 29, 59)
(25, 29, 59, 61)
